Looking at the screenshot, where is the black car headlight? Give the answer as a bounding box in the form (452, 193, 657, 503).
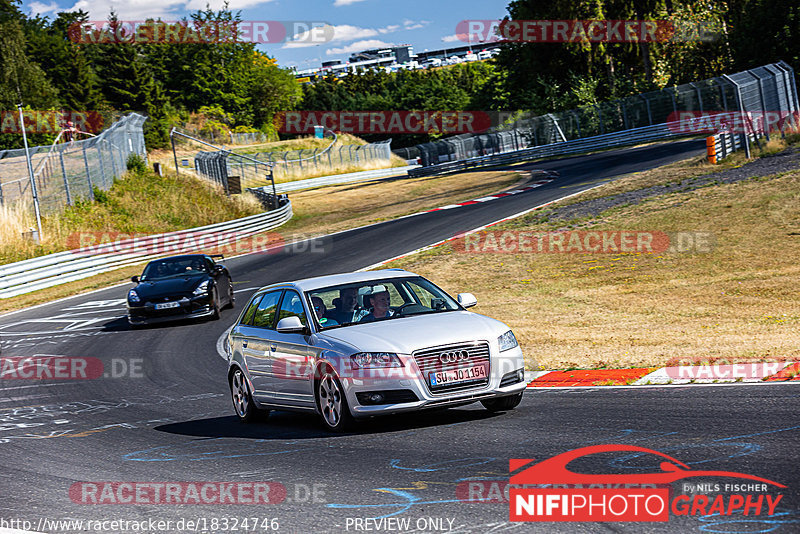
(193, 280, 210, 296)
(128, 289, 140, 303)
(350, 352, 402, 369)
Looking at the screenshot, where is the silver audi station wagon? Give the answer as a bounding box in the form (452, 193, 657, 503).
(225, 269, 526, 431)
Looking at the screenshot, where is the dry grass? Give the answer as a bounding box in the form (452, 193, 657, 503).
(0, 169, 521, 314)
(0, 168, 263, 265)
(390, 169, 800, 371)
(553, 137, 795, 208)
(278, 170, 522, 238)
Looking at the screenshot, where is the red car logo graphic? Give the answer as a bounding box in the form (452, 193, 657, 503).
(510, 444, 785, 487)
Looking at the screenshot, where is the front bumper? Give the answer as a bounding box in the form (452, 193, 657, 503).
(127, 294, 215, 325)
(342, 345, 526, 418)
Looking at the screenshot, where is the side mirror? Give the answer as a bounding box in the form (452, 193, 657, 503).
(214, 264, 224, 272)
(276, 316, 305, 333)
(131, 276, 139, 283)
(457, 293, 477, 308)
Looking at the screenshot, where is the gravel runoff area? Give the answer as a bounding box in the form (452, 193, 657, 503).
(540, 146, 800, 222)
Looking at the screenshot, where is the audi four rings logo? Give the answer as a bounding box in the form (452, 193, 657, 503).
(439, 350, 470, 364)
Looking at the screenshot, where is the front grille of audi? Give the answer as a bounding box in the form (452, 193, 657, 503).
(413, 341, 491, 395)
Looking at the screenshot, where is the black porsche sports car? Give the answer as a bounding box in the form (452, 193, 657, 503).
(127, 254, 234, 326)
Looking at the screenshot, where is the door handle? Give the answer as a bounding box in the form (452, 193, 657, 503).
(270, 344, 277, 352)
(242, 340, 248, 348)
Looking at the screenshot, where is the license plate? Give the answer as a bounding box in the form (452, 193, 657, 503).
(155, 301, 180, 310)
(430, 364, 487, 386)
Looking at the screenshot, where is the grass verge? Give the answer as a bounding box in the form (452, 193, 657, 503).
(0, 166, 263, 266)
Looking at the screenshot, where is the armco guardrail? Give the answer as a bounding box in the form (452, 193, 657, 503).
(408, 122, 690, 178)
(0, 201, 292, 299)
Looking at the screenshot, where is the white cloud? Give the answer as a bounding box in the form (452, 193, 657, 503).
(402, 19, 429, 31)
(441, 33, 466, 43)
(333, 0, 368, 6)
(28, 1, 60, 15)
(325, 39, 392, 56)
(283, 19, 430, 50)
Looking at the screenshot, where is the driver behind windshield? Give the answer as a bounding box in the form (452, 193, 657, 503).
(187, 258, 205, 272)
(359, 286, 394, 323)
(328, 287, 360, 324)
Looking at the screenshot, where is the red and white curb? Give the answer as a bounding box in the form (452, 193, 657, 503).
(524, 362, 800, 388)
(421, 179, 554, 213)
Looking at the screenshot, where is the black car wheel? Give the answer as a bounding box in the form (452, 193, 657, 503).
(210, 288, 221, 320)
(316, 365, 353, 432)
(226, 280, 235, 309)
(481, 391, 523, 412)
(230, 369, 267, 423)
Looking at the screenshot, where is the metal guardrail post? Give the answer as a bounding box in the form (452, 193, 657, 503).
(594, 105, 604, 135)
(58, 150, 72, 206)
(96, 145, 107, 188)
(690, 82, 704, 112)
(641, 94, 653, 125)
(749, 71, 770, 141)
(722, 74, 751, 159)
(717, 79, 729, 111)
(777, 61, 799, 112)
(82, 144, 95, 201)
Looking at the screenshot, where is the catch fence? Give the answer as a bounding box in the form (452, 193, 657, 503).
(397, 62, 798, 165)
(0, 114, 147, 212)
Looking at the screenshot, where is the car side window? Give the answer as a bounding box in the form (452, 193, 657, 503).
(277, 290, 307, 327)
(252, 291, 282, 329)
(240, 294, 263, 326)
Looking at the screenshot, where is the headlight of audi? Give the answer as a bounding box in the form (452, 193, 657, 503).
(350, 352, 402, 368)
(193, 280, 210, 295)
(127, 289, 140, 303)
(498, 330, 518, 352)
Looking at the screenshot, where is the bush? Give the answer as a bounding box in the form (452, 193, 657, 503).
(126, 153, 148, 174)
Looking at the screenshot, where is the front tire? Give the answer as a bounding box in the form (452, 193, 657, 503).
(210, 288, 221, 320)
(481, 392, 523, 412)
(316, 366, 353, 432)
(226, 281, 235, 309)
(230, 369, 267, 423)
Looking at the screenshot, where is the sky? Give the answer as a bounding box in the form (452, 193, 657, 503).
(22, 0, 511, 70)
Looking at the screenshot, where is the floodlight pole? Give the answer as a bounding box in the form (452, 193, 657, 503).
(18, 104, 43, 242)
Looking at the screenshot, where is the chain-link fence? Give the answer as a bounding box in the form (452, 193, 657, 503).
(178, 126, 272, 146)
(399, 61, 798, 166)
(0, 114, 147, 212)
(194, 139, 394, 190)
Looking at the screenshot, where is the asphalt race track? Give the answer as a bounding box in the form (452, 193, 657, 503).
(2, 139, 798, 534)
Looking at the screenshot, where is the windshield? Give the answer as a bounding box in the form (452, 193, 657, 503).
(141, 257, 209, 281)
(306, 276, 461, 330)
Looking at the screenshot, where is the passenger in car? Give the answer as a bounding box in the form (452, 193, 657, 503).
(359, 286, 394, 323)
(312, 296, 339, 327)
(328, 287, 360, 324)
